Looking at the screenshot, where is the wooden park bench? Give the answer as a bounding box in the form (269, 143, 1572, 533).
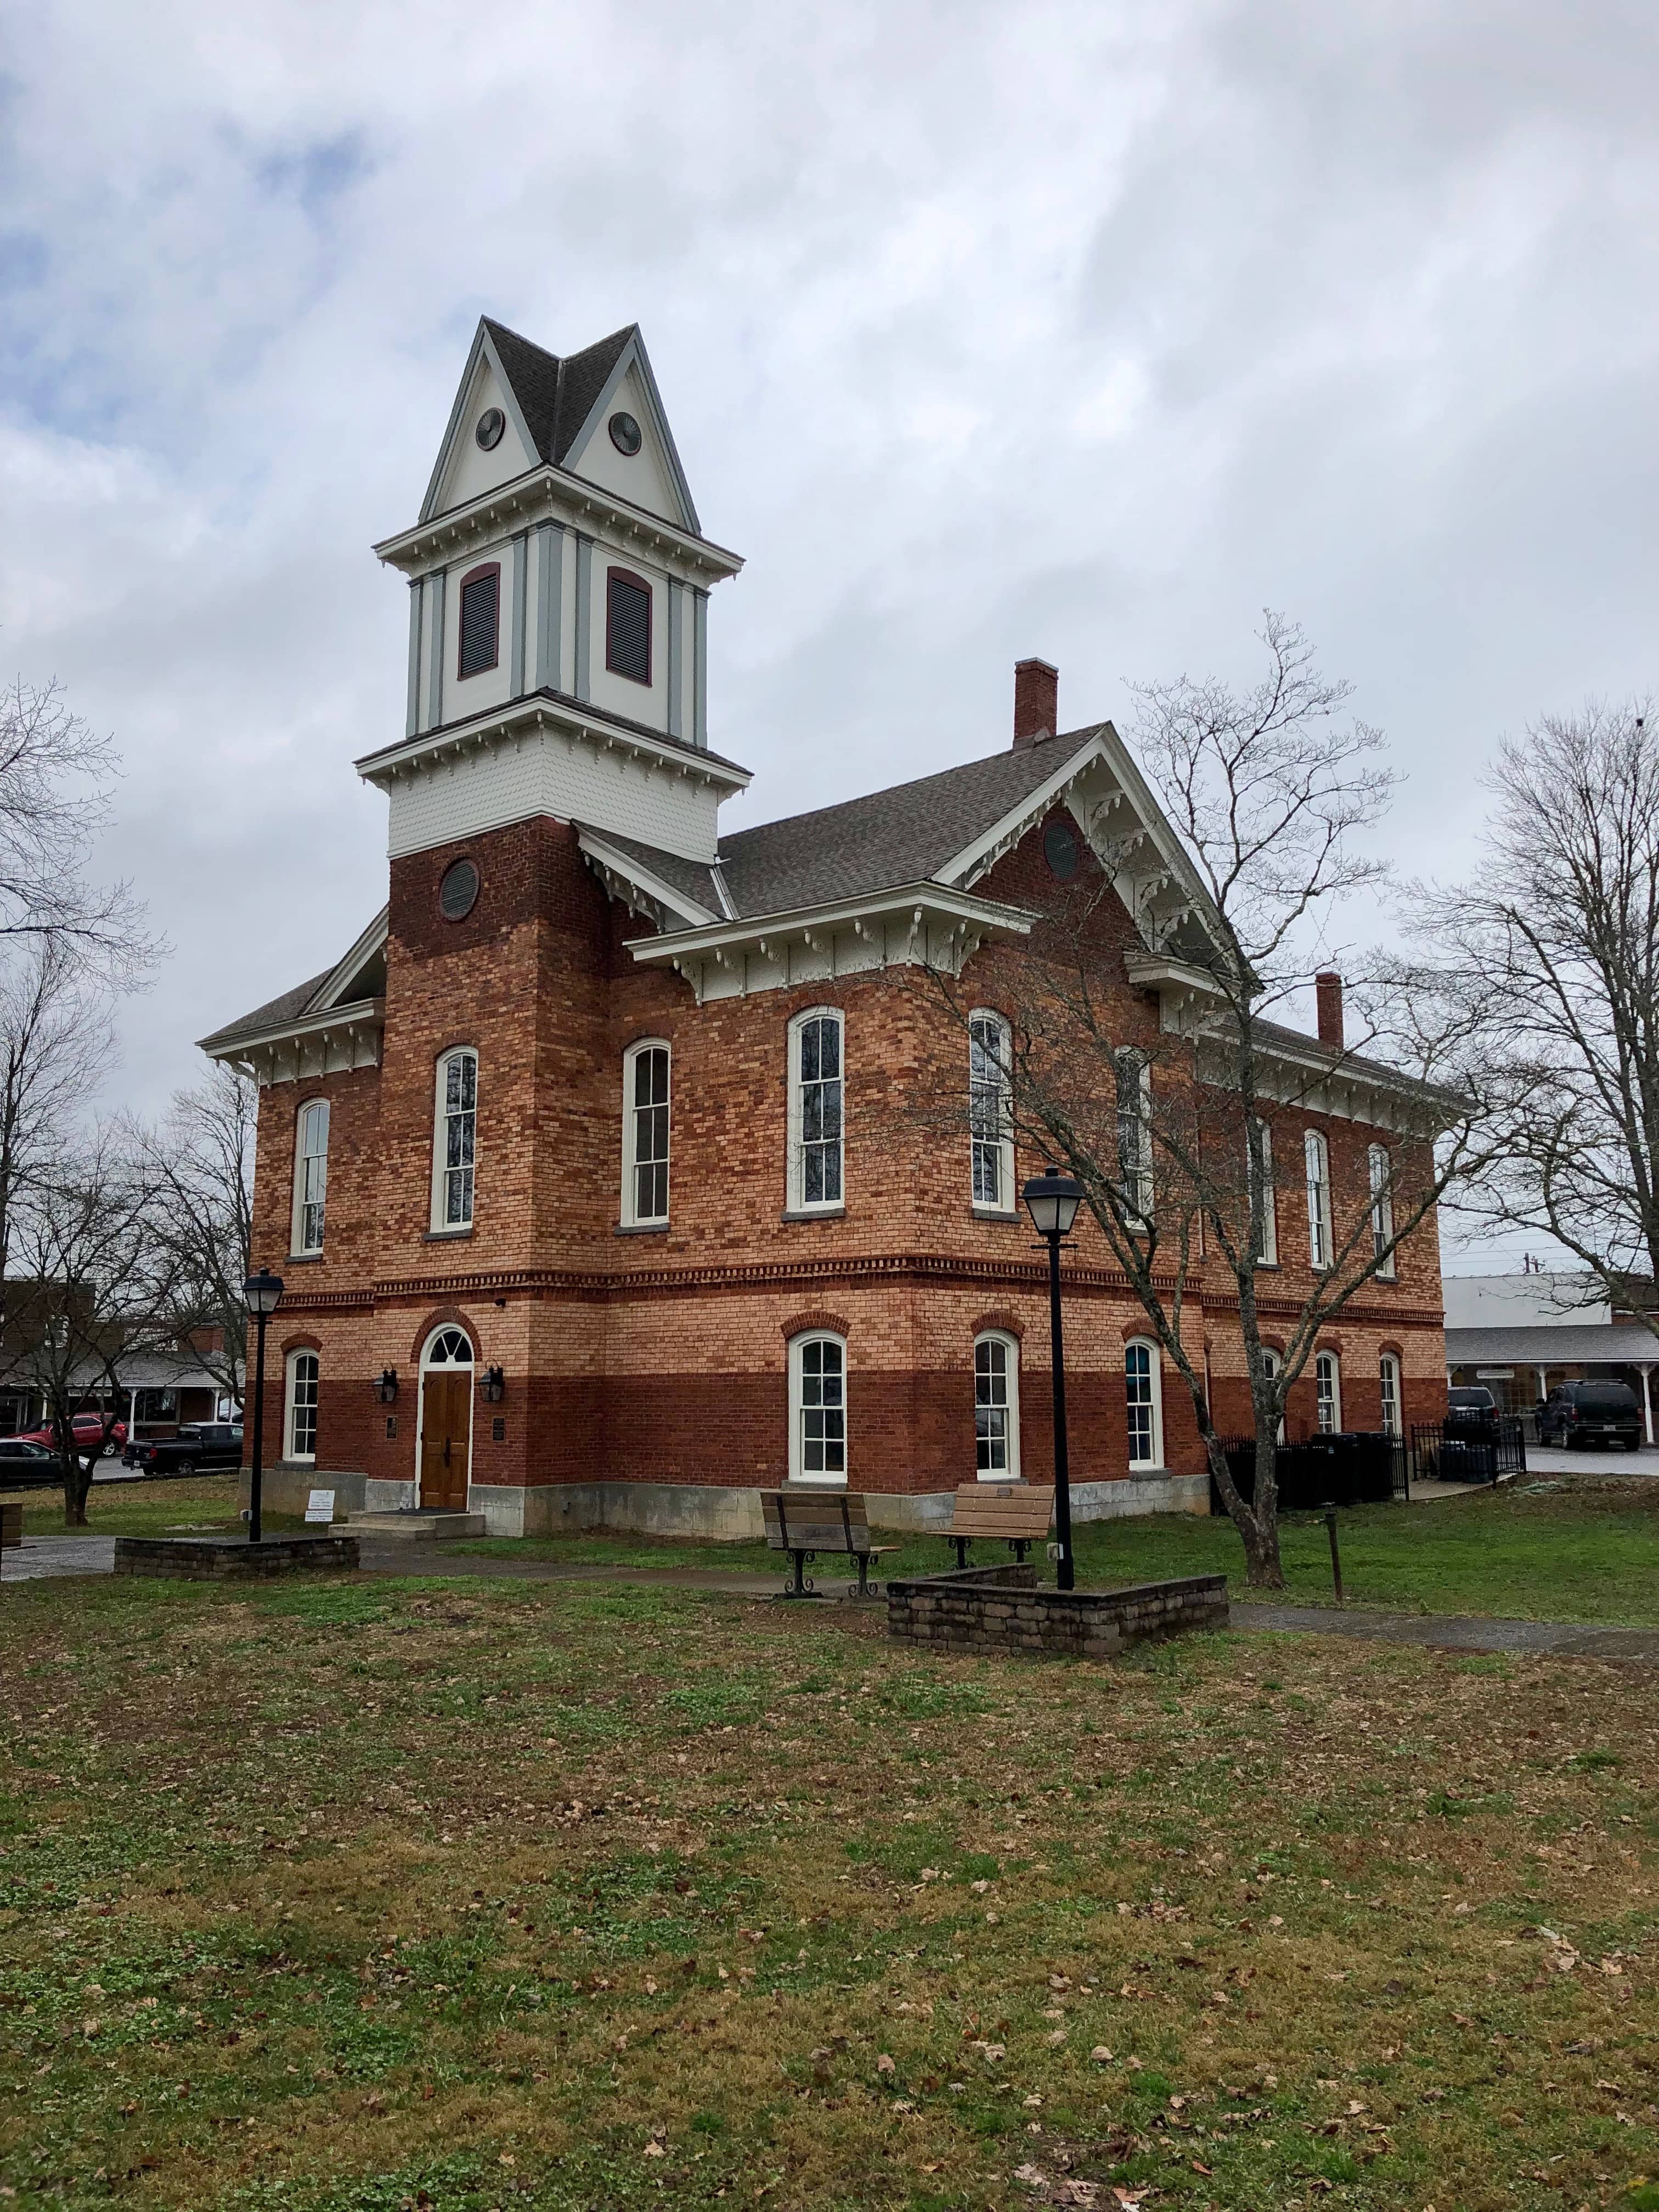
(760, 1489, 895, 1599)
(943, 1482, 1055, 1570)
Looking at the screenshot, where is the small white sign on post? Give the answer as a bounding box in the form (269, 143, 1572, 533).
(304, 1488, 336, 1526)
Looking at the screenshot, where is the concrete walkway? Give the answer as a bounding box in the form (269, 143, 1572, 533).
(1230, 1599, 1659, 1661)
(1, 1534, 119, 1580)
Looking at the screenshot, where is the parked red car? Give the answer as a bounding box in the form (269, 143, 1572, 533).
(16, 1413, 128, 1457)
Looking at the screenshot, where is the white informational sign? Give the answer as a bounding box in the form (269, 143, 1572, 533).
(304, 1488, 336, 1525)
(1476, 1369, 1515, 1380)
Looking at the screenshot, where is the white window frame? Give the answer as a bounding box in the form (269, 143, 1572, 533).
(291, 1098, 330, 1256)
(1379, 1352, 1402, 1437)
(788, 1330, 848, 1485)
(285, 1349, 319, 1464)
(1116, 1051, 1154, 1226)
(620, 1039, 671, 1227)
(431, 1046, 478, 1232)
(1254, 1117, 1278, 1265)
(1315, 1348, 1342, 1435)
(1369, 1144, 1396, 1277)
(1305, 1129, 1332, 1271)
(968, 1011, 1014, 1212)
(1125, 1337, 1164, 1469)
(973, 1330, 1020, 1479)
(1260, 1345, 1287, 1443)
(787, 1008, 845, 1214)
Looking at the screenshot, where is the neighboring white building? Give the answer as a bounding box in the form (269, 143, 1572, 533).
(1443, 1271, 1659, 1438)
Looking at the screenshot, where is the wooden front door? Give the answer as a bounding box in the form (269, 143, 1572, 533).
(419, 1372, 471, 1510)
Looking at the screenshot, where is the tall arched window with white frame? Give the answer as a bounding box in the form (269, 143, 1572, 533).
(285, 1350, 319, 1463)
(1315, 1348, 1342, 1434)
(788, 1331, 847, 1484)
(974, 1331, 1020, 1478)
(432, 1048, 478, 1231)
(1369, 1144, 1396, 1277)
(621, 1040, 670, 1227)
(292, 1099, 329, 1255)
(1253, 1117, 1277, 1265)
(788, 1009, 844, 1212)
(1378, 1351, 1402, 1436)
(1125, 1338, 1164, 1469)
(1305, 1130, 1332, 1270)
(969, 1012, 1013, 1210)
(1116, 1051, 1153, 1226)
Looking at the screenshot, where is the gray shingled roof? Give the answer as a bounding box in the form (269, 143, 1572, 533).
(198, 968, 334, 1053)
(715, 726, 1102, 915)
(483, 319, 635, 469)
(1446, 1323, 1659, 1366)
(576, 827, 723, 919)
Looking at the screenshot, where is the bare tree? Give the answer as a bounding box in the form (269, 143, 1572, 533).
(7, 1133, 174, 1526)
(1421, 701, 1659, 1327)
(918, 616, 1484, 1587)
(0, 673, 157, 981)
(0, 940, 104, 1288)
(128, 1066, 255, 1407)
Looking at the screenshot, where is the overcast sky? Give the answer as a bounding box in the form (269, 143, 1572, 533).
(4, 0, 1657, 1266)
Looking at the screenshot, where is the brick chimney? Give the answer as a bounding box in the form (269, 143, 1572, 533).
(1316, 970, 1344, 1049)
(1013, 658, 1058, 750)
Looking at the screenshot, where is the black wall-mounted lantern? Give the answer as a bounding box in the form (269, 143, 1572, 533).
(483, 1365, 506, 1404)
(376, 1368, 399, 1405)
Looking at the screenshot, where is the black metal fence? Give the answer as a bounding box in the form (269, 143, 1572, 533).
(1408, 1417, 1527, 1486)
(1213, 1430, 1409, 1513)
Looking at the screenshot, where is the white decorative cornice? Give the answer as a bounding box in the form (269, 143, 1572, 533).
(374, 465, 743, 586)
(354, 690, 751, 800)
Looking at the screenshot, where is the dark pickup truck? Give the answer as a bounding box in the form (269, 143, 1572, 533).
(133, 1423, 245, 1476)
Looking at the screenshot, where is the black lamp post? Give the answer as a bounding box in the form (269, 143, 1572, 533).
(1023, 1164, 1084, 1590)
(241, 1268, 285, 1544)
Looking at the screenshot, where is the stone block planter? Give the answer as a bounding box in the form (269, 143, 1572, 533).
(886, 1564, 1228, 1660)
(113, 1534, 360, 1581)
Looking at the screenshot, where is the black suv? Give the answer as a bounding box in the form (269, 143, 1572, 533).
(1446, 1386, 1498, 1426)
(135, 1423, 245, 1475)
(1535, 1381, 1643, 1451)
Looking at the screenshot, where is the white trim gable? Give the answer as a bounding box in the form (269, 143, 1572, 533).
(311, 908, 390, 1013)
(576, 830, 719, 932)
(558, 331, 700, 534)
(420, 322, 542, 526)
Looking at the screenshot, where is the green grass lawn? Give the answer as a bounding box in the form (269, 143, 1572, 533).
(9, 1470, 1659, 1626)
(1, 1574, 1655, 2212)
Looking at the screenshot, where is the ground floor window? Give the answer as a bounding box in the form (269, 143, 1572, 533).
(1316, 1349, 1342, 1434)
(1379, 1352, 1401, 1437)
(285, 1351, 319, 1463)
(974, 1332, 1019, 1477)
(789, 1333, 847, 1484)
(1125, 1339, 1163, 1468)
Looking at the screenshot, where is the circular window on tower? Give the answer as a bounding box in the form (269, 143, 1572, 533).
(608, 410, 642, 456)
(475, 407, 505, 450)
(1043, 819, 1080, 882)
(438, 858, 479, 922)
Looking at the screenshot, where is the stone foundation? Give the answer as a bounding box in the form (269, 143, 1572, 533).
(886, 1564, 1229, 1660)
(114, 1534, 360, 1580)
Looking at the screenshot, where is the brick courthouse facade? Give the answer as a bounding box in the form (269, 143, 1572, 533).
(203, 318, 1449, 1535)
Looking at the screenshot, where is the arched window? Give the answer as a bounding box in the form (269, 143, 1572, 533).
(621, 1040, 670, 1227)
(1316, 1348, 1342, 1434)
(1379, 1352, 1402, 1437)
(788, 1332, 847, 1485)
(1260, 1345, 1286, 1443)
(1253, 1118, 1277, 1265)
(285, 1350, 319, 1463)
(422, 1326, 473, 1369)
(969, 1012, 1013, 1210)
(292, 1099, 329, 1255)
(457, 563, 500, 679)
(974, 1331, 1020, 1478)
(432, 1048, 478, 1230)
(606, 568, 652, 685)
(788, 1009, 844, 1213)
(1305, 1130, 1332, 1270)
(1125, 1339, 1164, 1469)
(1369, 1145, 1396, 1277)
(1116, 1052, 1153, 1225)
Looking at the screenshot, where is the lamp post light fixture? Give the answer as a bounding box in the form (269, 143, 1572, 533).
(482, 1365, 506, 1404)
(1022, 1164, 1084, 1591)
(376, 1368, 399, 1406)
(240, 1268, 285, 1544)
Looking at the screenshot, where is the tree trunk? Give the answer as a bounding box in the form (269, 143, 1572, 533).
(61, 1452, 93, 1528)
(1242, 1429, 1285, 1588)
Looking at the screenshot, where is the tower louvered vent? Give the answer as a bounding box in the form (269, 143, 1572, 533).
(458, 568, 499, 679)
(606, 571, 651, 685)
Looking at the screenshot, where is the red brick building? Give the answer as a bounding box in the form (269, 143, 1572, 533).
(202, 318, 1448, 1535)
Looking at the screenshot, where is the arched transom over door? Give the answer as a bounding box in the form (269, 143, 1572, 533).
(418, 1327, 473, 1510)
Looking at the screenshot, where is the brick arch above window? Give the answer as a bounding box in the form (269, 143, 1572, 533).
(407, 1308, 479, 1365)
(279, 1333, 323, 1357)
(1378, 1340, 1406, 1362)
(780, 1310, 850, 1344)
(1118, 1317, 1166, 1343)
(970, 1310, 1025, 1341)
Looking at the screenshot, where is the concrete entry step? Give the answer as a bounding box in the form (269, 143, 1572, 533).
(345, 1510, 487, 1540)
